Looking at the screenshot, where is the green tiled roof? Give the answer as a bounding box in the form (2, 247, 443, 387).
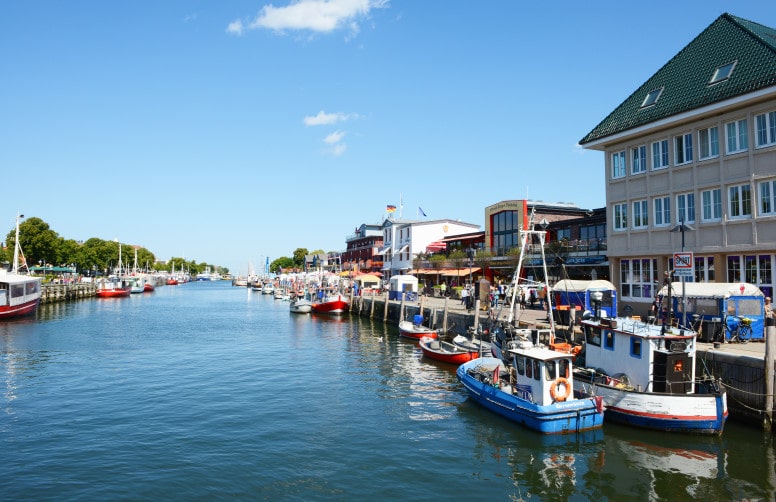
(580, 13, 776, 145)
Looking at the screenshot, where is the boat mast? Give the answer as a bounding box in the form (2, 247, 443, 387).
(12, 214, 23, 274)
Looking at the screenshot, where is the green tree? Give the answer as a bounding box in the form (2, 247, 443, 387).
(270, 256, 294, 273)
(292, 248, 309, 269)
(5, 217, 60, 268)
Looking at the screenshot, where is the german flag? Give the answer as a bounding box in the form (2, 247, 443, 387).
(386, 205, 397, 213)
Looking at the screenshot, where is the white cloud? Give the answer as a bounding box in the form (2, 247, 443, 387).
(226, 20, 244, 35)
(324, 130, 346, 144)
(303, 110, 351, 126)
(229, 0, 389, 36)
(327, 143, 347, 156)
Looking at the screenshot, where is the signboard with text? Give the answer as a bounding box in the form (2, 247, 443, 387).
(673, 252, 694, 278)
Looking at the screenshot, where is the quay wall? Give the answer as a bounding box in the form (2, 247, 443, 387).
(41, 283, 97, 303)
(698, 348, 775, 429)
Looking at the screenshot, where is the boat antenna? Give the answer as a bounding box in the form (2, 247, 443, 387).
(12, 214, 27, 274)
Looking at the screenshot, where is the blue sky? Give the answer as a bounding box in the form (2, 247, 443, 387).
(2, 1, 775, 275)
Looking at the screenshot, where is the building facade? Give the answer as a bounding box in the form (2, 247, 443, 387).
(580, 13, 776, 312)
(340, 224, 383, 275)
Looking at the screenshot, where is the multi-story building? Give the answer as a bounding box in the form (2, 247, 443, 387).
(580, 13, 776, 313)
(340, 224, 383, 275)
(380, 217, 480, 278)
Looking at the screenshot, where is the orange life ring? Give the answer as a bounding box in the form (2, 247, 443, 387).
(550, 377, 571, 402)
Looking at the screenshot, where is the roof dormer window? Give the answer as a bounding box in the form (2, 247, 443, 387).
(709, 61, 736, 85)
(640, 87, 663, 108)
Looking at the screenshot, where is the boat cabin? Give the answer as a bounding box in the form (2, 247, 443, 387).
(580, 318, 696, 394)
(0, 270, 42, 308)
(503, 342, 576, 406)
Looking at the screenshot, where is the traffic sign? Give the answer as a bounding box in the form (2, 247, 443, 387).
(673, 252, 694, 277)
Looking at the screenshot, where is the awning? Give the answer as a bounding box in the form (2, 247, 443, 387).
(374, 247, 388, 255)
(425, 241, 446, 253)
(397, 245, 409, 253)
(442, 267, 481, 277)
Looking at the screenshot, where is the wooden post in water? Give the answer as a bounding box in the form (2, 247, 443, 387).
(419, 295, 425, 324)
(442, 296, 449, 334)
(473, 300, 481, 334)
(383, 291, 389, 322)
(400, 294, 406, 324)
(370, 290, 376, 318)
(765, 317, 775, 431)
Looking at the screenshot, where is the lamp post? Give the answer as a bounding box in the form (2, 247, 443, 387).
(466, 247, 475, 287)
(670, 217, 695, 328)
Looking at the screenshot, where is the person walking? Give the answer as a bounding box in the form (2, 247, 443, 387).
(765, 296, 773, 319)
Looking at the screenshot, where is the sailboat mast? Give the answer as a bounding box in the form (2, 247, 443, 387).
(12, 214, 23, 274)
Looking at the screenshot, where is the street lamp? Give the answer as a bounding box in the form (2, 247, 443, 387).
(591, 290, 603, 321)
(670, 217, 695, 328)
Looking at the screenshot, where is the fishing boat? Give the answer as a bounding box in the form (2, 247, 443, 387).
(418, 336, 479, 365)
(573, 313, 727, 435)
(95, 277, 132, 298)
(0, 214, 42, 320)
(289, 296, 313, 314)
(457, 344, 604, 435)
(451, 333, 492, 354)
(311, 292, 349, 315)
(398, 314, 438, 340)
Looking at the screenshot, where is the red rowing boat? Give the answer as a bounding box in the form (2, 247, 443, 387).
(398, 319, 438, 340)
(418, 336, 479, 365)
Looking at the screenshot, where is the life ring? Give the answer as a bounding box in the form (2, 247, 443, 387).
(550, 377, 571, 402)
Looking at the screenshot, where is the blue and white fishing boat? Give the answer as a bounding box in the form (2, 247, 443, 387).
(457, 342, 604, 435)
(574, 313, 727, 435)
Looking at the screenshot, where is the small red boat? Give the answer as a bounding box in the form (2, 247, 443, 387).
(95, 278, 132, 298)
(398, 318, 438, 340)
(311, 293, 349, 315)
(418, 336, 479, 365)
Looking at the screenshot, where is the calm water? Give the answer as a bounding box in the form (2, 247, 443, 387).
(1, 281, 774, 501)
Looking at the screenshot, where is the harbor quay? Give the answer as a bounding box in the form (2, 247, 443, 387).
(349, 290, 776, 431)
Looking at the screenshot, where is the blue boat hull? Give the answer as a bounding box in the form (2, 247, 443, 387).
(457, 359, 604, 435)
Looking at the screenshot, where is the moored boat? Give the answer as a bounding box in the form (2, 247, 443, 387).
(95, 277, 132, 298)
(574, 314, 727, 435)
(398, 315, 438, 340)
(0, 214, 42, 320)
(457, 346, 604, 435)
(289, 297, 313, 314)
(311, 292, 349, 315)
(418, 336, 479, 365)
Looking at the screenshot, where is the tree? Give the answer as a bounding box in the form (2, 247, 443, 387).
(292, 248, 309, 269)
(5, 217, 60, 268)
(270, 256, 294, 273)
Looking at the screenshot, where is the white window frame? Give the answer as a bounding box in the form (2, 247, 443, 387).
(755, 111, 776, 148)
(701, 188, 722, 222)
(759, 179, 776, 216)
(651, 139, 669, 170)
(728, 184, 752, 219)
(631, 145, 646, 174)
(676, 192, 695, 224)
(620, 258, 658, 299)
(632, 200, 648, 229)
(613, 203, 628, 231)
(725, 118, 748, 154)
(654, 196, 671, 227)
(698, 126, 719, 160)
(611, 151, 626, 179)
(674, 132, 693, 165)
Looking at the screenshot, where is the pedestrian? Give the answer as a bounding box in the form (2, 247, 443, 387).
(461, 284, 469, 306)
(765, 297, 773, 319)
(529, 289, 536, 309)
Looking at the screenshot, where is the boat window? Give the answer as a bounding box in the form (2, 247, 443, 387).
(630, 338, 642, 358)
(533, 360, 541, 381)
(26, 282, 39, 295)
(585, 326, 601, 347)
(525, 358, 532, 378)
(515, 356, 525, 376)
(604, 330, 615, 351)
(11, 284, 24, 298)
(559, 359, 570, 378)
(546, 361, 556, 381)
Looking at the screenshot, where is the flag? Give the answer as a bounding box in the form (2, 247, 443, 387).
(418, 206, 427, 217)
(386, 205, 397, 213)
(493, 365, 500, 386)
